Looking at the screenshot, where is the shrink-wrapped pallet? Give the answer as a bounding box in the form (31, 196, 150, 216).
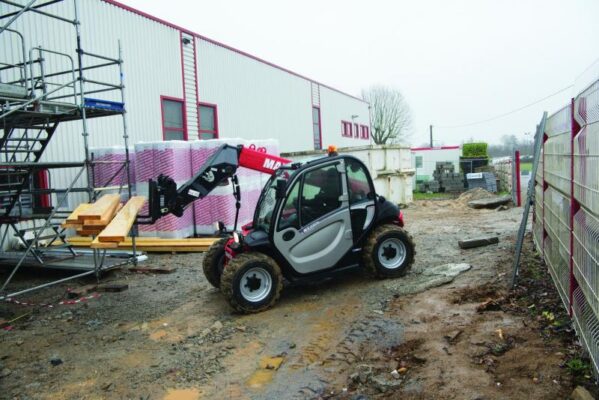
(128, 138, 280, 238)
(135, 141, 194, 238)
(90, 146, 136, 200)
(190, 138, 280, 234)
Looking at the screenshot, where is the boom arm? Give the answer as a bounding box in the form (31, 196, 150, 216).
(147, 144, 290, 220)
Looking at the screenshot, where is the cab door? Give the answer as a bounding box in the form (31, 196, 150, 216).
(273, 160, 353, 274)
(345, 158, 376, 242)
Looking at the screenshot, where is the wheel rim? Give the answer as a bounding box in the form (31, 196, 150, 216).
(239, 267, 272, 302)
(377, 238, 407, 269)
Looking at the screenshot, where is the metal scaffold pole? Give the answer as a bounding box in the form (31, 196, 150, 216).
(117, 40, 138, 263)
(0, 0, 139, 298)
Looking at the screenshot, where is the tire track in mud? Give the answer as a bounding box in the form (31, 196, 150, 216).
(279, 315, 404, 399)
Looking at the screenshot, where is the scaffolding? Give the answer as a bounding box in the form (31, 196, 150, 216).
(0, 0, 138, 299)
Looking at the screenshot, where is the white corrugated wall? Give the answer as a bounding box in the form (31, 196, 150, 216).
(1, 0, 372, 213)
(319, 85, 371, 149)
(196, 38, 314, 153)
(0, 0, 183, 208)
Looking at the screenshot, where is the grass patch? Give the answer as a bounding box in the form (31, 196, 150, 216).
(520, 162, 532, 172)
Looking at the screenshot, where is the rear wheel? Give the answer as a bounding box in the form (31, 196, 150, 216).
(363, 224, 415, 278)
(220, 252, 283, 313)
(202, 237, 229, 288)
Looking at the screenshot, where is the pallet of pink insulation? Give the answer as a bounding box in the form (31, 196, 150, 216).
(134, 140, 195, 238)
(127, 138, 280, 238)
(190, 139, 279, 235)
(90, 146, 136, 201)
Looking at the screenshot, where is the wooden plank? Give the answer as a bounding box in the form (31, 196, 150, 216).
(76, 228, 104, 236)
(468, 195, 512, 209)
(90, 237, 119, 249)
(66, 236, 218, 245)
(67, 284, 98, 299)
(64, 203, 92, 224)
(97, 196, 146, 242)
(83, 203, 123, 227)
(61, 222, 82, 229)
(120, 246, 211, 253)
(458, 236, 499, 249)
(77, 194, 120, 221)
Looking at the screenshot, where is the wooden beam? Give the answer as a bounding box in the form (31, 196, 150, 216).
(458, 237, 499, 249)
(90, 237, 119, 249)
(98, 196, 146, 242)
(64, 203, 92, 224)
(77, 194, 120, 222)
(83, 203, 123, 226)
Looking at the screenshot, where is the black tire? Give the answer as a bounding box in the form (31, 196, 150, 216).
(202, 237, 229, 288)
(363, 224, 415, 278)
(220, 252, 283, 314)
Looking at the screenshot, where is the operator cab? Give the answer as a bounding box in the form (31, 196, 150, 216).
(243, 155, 391, 278)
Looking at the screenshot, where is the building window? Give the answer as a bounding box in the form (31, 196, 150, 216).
(354, 123, 359, 138)
(360, 125, 370, 139)
(341, 121, 352, 137)
(312, 107, 322, 150)
(415, 156, 423, 168)
(199, 103, 218, 139)
(161, 97, 186, 141)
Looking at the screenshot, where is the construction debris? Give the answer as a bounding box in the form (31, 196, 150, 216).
(458, 237, 499, 249)
(468, 195, 512, 209)
(67, 283, 129, 299)
(128, 266, 177, 274)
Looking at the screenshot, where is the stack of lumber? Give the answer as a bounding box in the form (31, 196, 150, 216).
(61, 194, 217, 252)
(61, 194, 146, 248)
(61, 194, 122, 236)
(66, 236, 218, 252)
(91, 196, 146, 249)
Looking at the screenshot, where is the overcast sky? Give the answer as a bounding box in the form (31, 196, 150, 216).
(119, 0, 599, 146)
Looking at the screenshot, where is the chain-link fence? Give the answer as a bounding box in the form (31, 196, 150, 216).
(532, 79, 599, 377)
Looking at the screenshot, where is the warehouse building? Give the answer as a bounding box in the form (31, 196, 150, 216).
(0, 0, 371, 160)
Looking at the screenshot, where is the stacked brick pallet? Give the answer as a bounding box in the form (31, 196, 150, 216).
(532, 79, 599, 378)
(418, 162, 464, 193)
(433, 162, 464, 193)
(466, 172, 498, 193)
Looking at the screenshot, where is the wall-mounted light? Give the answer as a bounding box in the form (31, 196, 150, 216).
(351, 114, 359, 121)
(182, 37, 191, 45)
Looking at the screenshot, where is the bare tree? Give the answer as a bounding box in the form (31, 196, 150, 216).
(361, 85, 412, 144)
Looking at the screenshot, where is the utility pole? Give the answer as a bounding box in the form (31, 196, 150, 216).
(429, 125, 433, 147)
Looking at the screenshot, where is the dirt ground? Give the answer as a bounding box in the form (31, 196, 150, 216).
(0, 196, 597, 399)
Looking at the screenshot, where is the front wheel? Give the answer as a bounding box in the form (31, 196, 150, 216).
(202, 237, 229, 288)
(363, 224, 415, 278)
(220, 252, 283, 313)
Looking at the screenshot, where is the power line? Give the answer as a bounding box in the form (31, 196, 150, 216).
(435, 84, 573, 129)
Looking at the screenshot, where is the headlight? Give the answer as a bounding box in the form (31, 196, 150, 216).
(233, 231, 240, 244)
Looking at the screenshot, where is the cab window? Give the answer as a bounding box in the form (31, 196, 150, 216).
(346, 159, 373, 204)
(278, 180, 300, 231)
(300, 164, 342, 226)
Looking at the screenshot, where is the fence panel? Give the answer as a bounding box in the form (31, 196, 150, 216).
(531, 82, 599, 377)
(573, 207, 599, 321)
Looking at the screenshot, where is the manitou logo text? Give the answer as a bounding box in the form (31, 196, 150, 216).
(263, 158, 282, 170)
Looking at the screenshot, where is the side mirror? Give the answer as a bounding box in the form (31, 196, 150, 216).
(275, 179, 287, 199)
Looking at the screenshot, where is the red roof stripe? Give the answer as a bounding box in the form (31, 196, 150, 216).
(411, 146, 461, 151)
